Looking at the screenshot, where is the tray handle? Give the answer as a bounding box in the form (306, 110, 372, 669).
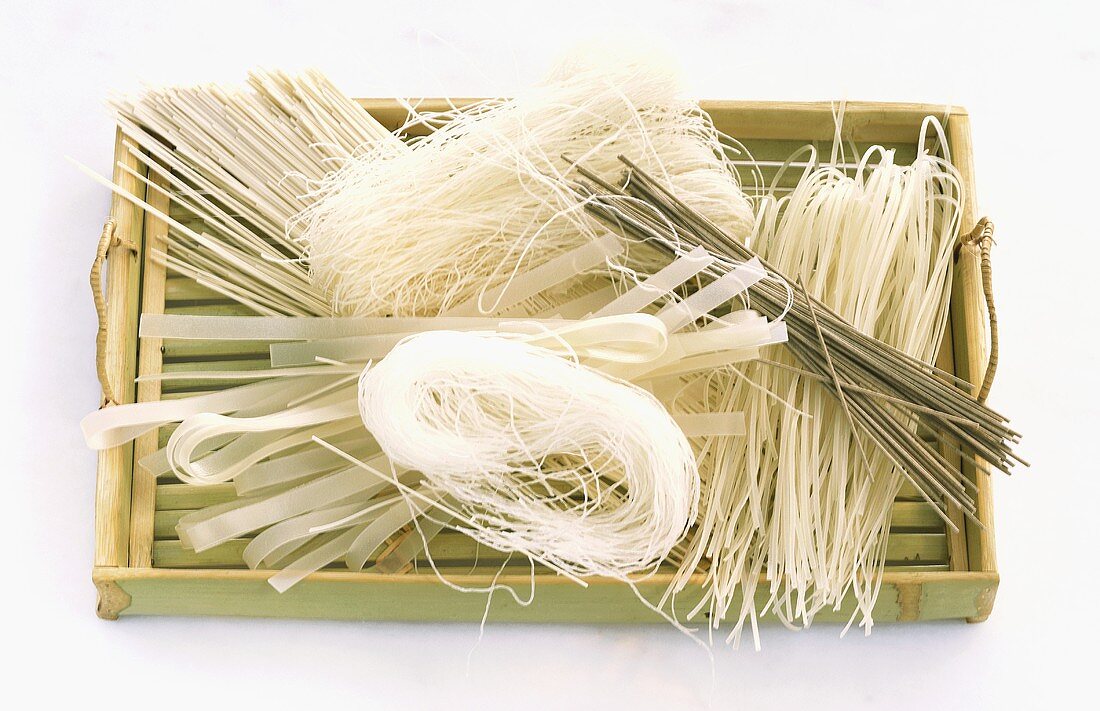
(961, 217, 997, 404)
(91, 217, 137, 408)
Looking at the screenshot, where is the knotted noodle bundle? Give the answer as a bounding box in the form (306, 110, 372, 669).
(358, 329, 700, 580)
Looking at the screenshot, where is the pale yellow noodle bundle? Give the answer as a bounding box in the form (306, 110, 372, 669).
(669, 120, 961, 645)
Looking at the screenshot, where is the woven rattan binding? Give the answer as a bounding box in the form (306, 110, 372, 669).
(91, 217, 136, 408)
(962, 217, 998, 404)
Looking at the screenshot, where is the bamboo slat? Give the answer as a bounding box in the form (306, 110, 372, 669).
(947, 114, 998, 588)
(149, 499, 943, 539)
(165, 276, 223, 303)
(128, 171, 169, 568)
(357, 98, 958, 143)
(161, 339, 272, 361)
(160, 359, 272, 374)
(148, 531, 949, 570)
(95, 566, 996, 623)
(158, 359, 272, 393)
(155, 483, 238, 510)
(93, 129, 145, 569)
(164, 303, 259, 317)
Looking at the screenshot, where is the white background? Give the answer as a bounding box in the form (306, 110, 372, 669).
(2, 1, 1096, 708)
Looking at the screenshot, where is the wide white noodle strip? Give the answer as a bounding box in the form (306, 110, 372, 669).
(172, 494, 267, 536)
(141, 418, 354, 484)
(674, 412, 747, 437)
(270, 261, 631, 365)
(656, 257, 766, 332)
(648, 378, 691, 404)
(601, 316, 785, 380)
(234, 432, 376, 495)
(593, 245, 714, 317)
(345, 493, 435, 570)
(269, 313, 669, 367)
(244, 500, 392, 569)
(370, 510, 455, 574)
(173, 457, 383, 547)
(447, 233, 624, 316)
(140, 313, 571, 341)
(178, 463, 389, 552)
(137, 377, 338, 478)
(183, 428, 321, 485)
(544, 285, 617, 319)
(253, 514, 369, 571)
(668, 318, 776, 355)
(641, 347, 761, 381)
(82, 374, 332, 450)
(263, 526, 358, 572)
(175, 417, 361, 487)
(313, 437, 588, 586)
(268, 525, 367, 593)
(173, 473, 370, 545)
(200, 464, 417, 565)
(501, 313, 668, 364)
(166, 392, 361, 484)
(270, 333, 414, 367)
(260, 499, 401, 571)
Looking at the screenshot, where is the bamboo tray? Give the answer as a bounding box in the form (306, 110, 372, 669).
(90, 100, 998, 624)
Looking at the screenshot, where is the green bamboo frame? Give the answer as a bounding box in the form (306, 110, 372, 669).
(91, 100, 998, 624)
